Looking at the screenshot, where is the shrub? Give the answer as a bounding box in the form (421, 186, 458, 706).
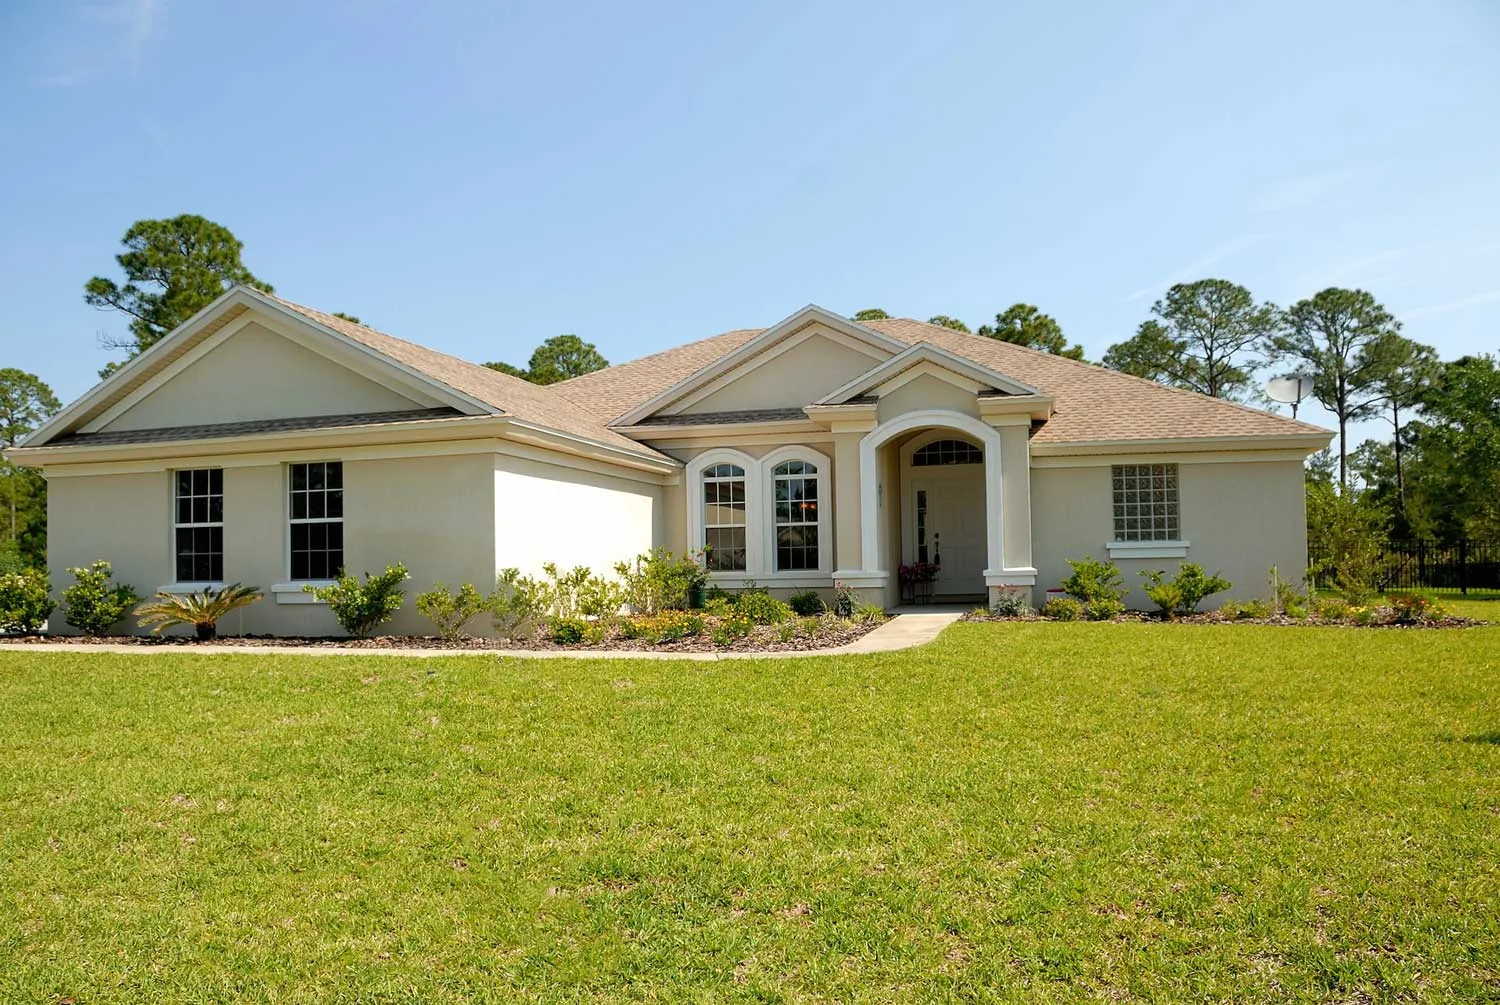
(1063, 556, 1125, 605)
(1267, 566, 1308, 617)
(1083, 598, 1125, 621)
(1140, 573, 1186, 619)
(777, 622, 797, 643)
(990, 589, 1032, 617)
(1313, 596, 1351, 622)
(831, 582, 858, 618)
(537, 563, 592, 619)
(711, 614, 754, 646)
(62, 561, 140, 636)
(547, 616, 589, 644)
(621, 610, 705, 644)
(415, 582, 487, 642)
(614, 549, 706, 614)
(788, 590, 824, 617)
(491, 568, 547, 639)
(1141, 563, 1232, 618)
(1349, 605, 1376, 626)
(1042, 596, 1083, 621)
(135, 584, 263, 640)
(304, 563, 409, 638)
(0, 567, 53, 633)
(1221, 598, 1273, 620)
(735, 590, 792, 626)
(577, 572, 624, 622)
(703, 595, 734, 617)
(1388, 592, 1444, 625)
(853, 602, 887, 625)
(798, 616, 820, 638)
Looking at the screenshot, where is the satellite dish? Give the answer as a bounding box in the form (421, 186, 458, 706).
(1265, 374, 1315, 417)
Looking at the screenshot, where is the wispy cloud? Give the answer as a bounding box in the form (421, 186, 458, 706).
(35, 0, 164, 88)
(1249, 166, 1363, 214)
(1403, 289, 1500, 320)
(1123, 233, 1267, 303)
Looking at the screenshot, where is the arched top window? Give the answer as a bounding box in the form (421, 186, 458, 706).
(773, 459, 815, 477)
(912, 439, 983, 466)
(704, 462, 745, 479)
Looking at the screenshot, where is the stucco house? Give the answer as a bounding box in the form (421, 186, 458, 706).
(9, 286, 1332, 635)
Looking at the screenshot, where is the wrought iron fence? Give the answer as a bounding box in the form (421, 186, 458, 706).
(1314, 539, 1500, 595)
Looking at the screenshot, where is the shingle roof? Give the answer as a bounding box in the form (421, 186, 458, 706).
(558, 317, 1328, 444)
(269, 296, 668, 460)
(49, 408, 466, 447)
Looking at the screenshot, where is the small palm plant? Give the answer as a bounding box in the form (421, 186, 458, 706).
(135, 584, 264, 640)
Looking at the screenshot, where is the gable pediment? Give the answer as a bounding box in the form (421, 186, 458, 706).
(814, 341, 1043, 405)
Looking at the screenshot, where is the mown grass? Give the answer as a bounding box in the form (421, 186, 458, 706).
(1, 622, 1497, 1003)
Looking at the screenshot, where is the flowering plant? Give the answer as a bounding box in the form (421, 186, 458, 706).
(898, 562, 938, 584)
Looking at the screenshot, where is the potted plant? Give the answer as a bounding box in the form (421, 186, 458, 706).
(686, 549, 709, 610)
(898, 562, 938, 605)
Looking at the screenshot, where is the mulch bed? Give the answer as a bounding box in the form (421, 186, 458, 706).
(963, 610, 1483, 629)
(0, 619, 881, 653)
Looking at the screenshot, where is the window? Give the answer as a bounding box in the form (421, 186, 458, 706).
(772, 459, 819, 571)
(174, 468, 223, 582)
(912, 439, 983, 466)
(1112, 464, 1179, 541)
(702, 462, 746, 571)
(289, 461, 344, 580)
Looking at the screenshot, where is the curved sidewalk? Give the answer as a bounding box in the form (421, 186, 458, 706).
(0, 611, 963, 661)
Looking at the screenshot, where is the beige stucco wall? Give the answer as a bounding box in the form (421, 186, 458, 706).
(494, 454, 663, 578)
(1031, 458, 1308, 609)
(876, 374, 980, 423)
(104, 322, 424, 432)
(48, 471, 171, 634)
(672, 331, 880, 414)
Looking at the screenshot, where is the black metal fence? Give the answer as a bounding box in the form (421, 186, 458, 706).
(1346, 539, 1500, 595)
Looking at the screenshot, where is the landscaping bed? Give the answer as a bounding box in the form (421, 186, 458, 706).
(965, 606, 1483, 628)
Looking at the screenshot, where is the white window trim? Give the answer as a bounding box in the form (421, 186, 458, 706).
(1106, 540, 1191, 560)
(280, 460, 345, 603)
(172, 467, 224, 586)
(760, 445, 832, 579)
(685, 446, 833, 584)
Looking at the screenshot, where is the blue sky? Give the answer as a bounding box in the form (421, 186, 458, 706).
(2, 0, 1497, 448)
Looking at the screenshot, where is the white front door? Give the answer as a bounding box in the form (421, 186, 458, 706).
(910, 466, 987, 598)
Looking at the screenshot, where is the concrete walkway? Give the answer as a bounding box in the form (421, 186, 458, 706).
(0, 611, 963, 661)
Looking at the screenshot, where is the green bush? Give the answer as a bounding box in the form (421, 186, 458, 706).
(1220, 598, 1273, 621)
(1141, 563, 1231, 618)
(1140, 574, 1186, 619)
(614, 549, 706, 614)
(1083, 598, 1125, 621)
(62, 561, 140, 636)
(1267, 567, 1307, 617)
(1313, 596, 1351, 622)
(0, 567, 53, 633)
(135, 584, 263, 640)
(703, 595, 734, 617)
(621, 610, 705, 644)
(990, 589, 1033, 617)
(735, 590, 792, 625)
(788, 590, 824, 616)
(1042, 596, 1083, 621)
(1063, 556, 1125, 605)
(416, 582, 487, 642)
(711, 614, 754, 647)
(831, 582, 858, 618)
(304, 563, 409, 638)
(577, 572, 624, 622)
(777, 622, 798, 643)
(491, 568, 547, 639)
(1388, 592, 1444, 625)
(798, 616, 821, 638)
(547, 616, 590, 645)
(853, 602, 887, 625)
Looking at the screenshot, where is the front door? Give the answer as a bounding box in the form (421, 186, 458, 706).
(910, 466, 986, 599)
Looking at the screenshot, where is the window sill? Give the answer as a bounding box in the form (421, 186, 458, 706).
(1106, 540, 1190, 560)
(156, 582, 227, 596)
(271, 581, 336, 605)
(706, 572, 832, 589)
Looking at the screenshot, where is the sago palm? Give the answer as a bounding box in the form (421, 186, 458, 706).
(135, 584, 264, 640)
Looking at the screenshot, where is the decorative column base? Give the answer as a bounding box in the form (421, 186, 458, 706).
(985, 568, 1038, 612)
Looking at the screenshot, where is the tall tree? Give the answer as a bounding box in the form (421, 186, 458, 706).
(1269, 288, 1403, 489)
(853, 308, 891, 321)
(926, 315, 971, 332)
(1401, 355, 1500, 541)
(978, 304, 1085, 360)
(0, 369, 61, 563)
(1364, 335, 1439, 514)
(1102, 279, 1277, 400)
(85, 214, 272, 369)
(485, 335, 610, 384)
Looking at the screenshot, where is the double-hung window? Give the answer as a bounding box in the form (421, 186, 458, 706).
(702, 462, 747, 571)
(1111, 464, 1180, 541)
(174, 468, 223, 582)
(289, 461, 344, 580)
(772, 459, 819, 571)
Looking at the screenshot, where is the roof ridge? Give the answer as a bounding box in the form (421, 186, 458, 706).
(882, 317, 1329, 435)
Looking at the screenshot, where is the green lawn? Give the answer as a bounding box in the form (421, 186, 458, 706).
(2, 624, 1498, 1003)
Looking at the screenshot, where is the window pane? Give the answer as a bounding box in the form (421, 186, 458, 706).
(308, 492, 325, 519)
(291, 465, 307, 491)
(326, 489, 343, 519)
(291, 492, 307, 520)
(325, 463, 342, 490)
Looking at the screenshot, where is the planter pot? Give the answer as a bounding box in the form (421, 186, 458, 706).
(687, 584, 707, 610)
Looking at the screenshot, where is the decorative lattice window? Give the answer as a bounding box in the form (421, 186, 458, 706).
(289, 461, 344, 580)
(1112, 464, 1180, 541)
(174, 468, 223, 582)
(772, 459, 818, 571)
(702, 462, 747, 571)
(912, 439, 983, 466)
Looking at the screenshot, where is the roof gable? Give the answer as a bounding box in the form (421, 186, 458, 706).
(813, 341, 1044, 405)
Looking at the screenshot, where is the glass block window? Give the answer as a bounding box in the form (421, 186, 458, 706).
(772, 459, 819, 571)
(289, 461, 344, 580)
(174, 468, 223, 582)
(912, 439, 983, 466)
(1112, 464, 1180, 541)
(702, 462, 746, 571)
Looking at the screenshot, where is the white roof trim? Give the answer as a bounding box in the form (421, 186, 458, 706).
(611, 304, 906, 427)
(23, 286, 499, 447)
(813, 341, 1042, 405)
